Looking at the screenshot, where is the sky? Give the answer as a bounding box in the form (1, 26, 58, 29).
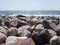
(0, 0, 60, 10)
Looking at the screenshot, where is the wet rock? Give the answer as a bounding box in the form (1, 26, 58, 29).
(16, 15, 28, 21)
(2, 26, 8, 30)
(48, 29, 57, 37)
(17, 25, 32, 37)
(6, 36, 35, 45)
(0, 43, 6, 45)
(18, 30, 31, 37)
(32, 29, 50, 45)
(3, 16, 13, 20)
(35, 24, 44, 30)
(16, 20, 27, 28)
(36, 19, 44, 24)
(18, 25, 31, 32)
(27, 20, 36, 26)
(58, 36, 60, 44)
(32, 30, 41, 45)
(51, 20, 59, 25)
(54, 26, 60, 36)
(9, 18, 19, 27)
(4, 20, 10, 28)
(0, 26, 7, 35)
(0, 20, 2, 26)
(7, 27, 18, 36)
(31, 18, 37, 22)
(43, 20, 52, 29)
(26, 16, 38, 26)
(30, 16, 36, 19)
(50, 35, 59, 45)
(17, 16, 28, 21)
(16, 37, 35, 45)
(0, 33, 7, 44)
(31, 25, 36, 30)
(40, 29, 50, 42)
(50, 16, 56, 20)
(17, 15, 26, 18)
(48, 21, 58, 30)
(45, 44, 50, 45)
(0, 16, 4, 26)
(6, 36, 17, 43)
(43, 20, 57, 29)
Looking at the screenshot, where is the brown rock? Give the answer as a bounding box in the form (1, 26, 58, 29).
(48, 29, 57, 37)
(6, 36, 35, 45)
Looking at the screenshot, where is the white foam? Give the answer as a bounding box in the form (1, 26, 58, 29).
(8, 14, 60, 16)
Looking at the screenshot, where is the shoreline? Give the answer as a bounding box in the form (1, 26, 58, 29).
(3, 14, 60, 16)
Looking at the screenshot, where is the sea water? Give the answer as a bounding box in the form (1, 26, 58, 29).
(0, 10, 60, 15)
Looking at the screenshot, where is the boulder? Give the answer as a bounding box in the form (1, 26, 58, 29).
(0, 43, 6, 45)
(54, 26, 60, 36)
(58, 36, 60, 44)
(16, 20, 27, 28)
(51, 20, 59, 25)
(50, 35, 59, 45)
(27, 20, 36, 26)
(40, 29, 50, 42)
(32, 29, 50, 45)
(0, 33, 7, 44)
(17, 26, 31, 37)
(6, 36, 35, 45)
(35, 24, 44, 30)
(6, 36, 17, 43)
(9, 18, 19, 27)
(18, 25, 31, 32)
(48, 29, 57, 37)
(0, 16, 4, 26)
(4, 21, 10, 28)
(0, 26, 7, 35)
(16, 15, 26, 18)
(7, 27, 18, 36)
(43, 20, 57, 29)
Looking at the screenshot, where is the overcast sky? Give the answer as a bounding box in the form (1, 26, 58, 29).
(0, 0, 60, 10)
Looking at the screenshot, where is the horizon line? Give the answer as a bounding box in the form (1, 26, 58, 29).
(0, 9, 60, 11)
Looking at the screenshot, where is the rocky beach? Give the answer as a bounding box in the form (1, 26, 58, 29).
(0, 15, 60, 45)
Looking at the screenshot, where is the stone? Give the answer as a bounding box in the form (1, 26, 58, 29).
(32, 29, 50, 45)
(35, 24, 44, 30)
(48, 29, 57, 37)
(43, 20, 57, 29)
(16, 20, 27, 28)
(6, 36, 35, 45)
(17, 25, 31, 37)
(0, 26, 7, 35)
(7, 27, 18, 36)
(6, 36, 17, 43)
(0, 33, 7, 44)
(9, 18, 19, 27)
(50, 35, 59, 45)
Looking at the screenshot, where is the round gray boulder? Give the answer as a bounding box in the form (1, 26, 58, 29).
(0, 26, 7, 35)
(17, 25, 32, 37)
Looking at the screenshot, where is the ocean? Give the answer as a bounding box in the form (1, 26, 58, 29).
(0, 10, 60, 15)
